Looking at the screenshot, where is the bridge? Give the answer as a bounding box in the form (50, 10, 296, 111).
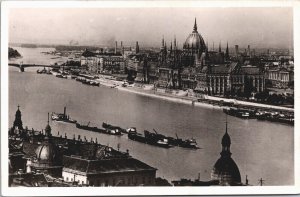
(9, 63, 61, 72)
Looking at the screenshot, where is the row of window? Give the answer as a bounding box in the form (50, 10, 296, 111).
(88, 176, 153, 186)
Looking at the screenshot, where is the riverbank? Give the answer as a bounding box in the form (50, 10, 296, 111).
(109, 82, 293, 112)
(116, 86, 223, 110)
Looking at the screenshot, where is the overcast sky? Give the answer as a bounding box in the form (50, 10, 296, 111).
(9, 7, 293, 49)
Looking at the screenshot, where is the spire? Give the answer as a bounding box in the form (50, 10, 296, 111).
(174, 35, 177, 49)
(135, 41, 139, 54)
(213, 42, 214, 51)
(193, 17, 198, 32)
(226, 41, 229, 59)
(219, 41, 222, 53)
(45, 112, 51, 137)
(162, 35, 164, 47)
(221, 117, 231, 157)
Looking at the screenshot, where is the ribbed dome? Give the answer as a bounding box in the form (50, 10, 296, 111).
(35, 141, 58, 164)
(211, 157, 241, 185)
(183, 18, 206, 52)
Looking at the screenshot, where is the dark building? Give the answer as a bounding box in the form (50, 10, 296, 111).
(9, 107, 157, 187)
(211, 122, 242, 186)
(172, 121, 243, 186)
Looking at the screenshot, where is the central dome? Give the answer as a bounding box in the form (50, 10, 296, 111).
(183, 18, 206, 52)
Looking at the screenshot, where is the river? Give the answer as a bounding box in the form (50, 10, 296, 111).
(8, 47, 294, 186)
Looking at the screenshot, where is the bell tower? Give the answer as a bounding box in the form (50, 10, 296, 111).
(13, 105, 23, 130)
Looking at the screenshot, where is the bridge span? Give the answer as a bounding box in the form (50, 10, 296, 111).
(9, 63, 61, 72)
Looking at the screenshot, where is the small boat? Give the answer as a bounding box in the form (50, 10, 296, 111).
(173, 134, 199, 149)
(51, 107, 77, 123)
(126, 127, 137, 133)
(56, 74, 64, 78)
(144, 130, 172, 148)
(105, 128, 122, 135)
(128, 131, 146, 143)
(76, 122, 104, 132)
(102, 122, 126, 133)
(76, 122, 122, 136)
(127, 129, 171, 148)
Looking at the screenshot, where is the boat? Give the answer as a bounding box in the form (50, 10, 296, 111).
(223, 107, 252, 119)
(173, 134, 199, 149)
(76, 122, 105, 133)
(126, 127, 137, 133)
(102, 122, 126, 133)
(127, 129, 171, 148)
(143, 130, 172, 148)
(51, 107, 77, 123)
(76, 121, 122, 136)
(128, 130, 147, 143)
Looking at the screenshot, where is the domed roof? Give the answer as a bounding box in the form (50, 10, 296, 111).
(35, 141, 59, 164)
(211, 122, 241, 186)
(211, 156, 241, 185)
(183, 18, 206, 52)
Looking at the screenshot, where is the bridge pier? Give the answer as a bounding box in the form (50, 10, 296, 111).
(19, 65, 24, 72)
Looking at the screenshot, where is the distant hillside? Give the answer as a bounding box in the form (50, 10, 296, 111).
(9, 47, 21, 59)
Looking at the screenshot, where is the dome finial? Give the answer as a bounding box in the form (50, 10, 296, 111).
(193, 18, 197, 32)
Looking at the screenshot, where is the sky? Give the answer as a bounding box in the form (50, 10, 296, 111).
(9, 7, 293, 49)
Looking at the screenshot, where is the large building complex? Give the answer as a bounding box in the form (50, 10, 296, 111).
(79, 18, 270, 97)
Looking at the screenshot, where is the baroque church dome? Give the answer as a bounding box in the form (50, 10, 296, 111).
(35, 142, 59, 164)
(211, 122, 241, 186)
(183, 18, 206, 52)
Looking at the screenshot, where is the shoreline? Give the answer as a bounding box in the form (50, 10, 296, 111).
(116, 86, 223, 110)
(113, 84, 293, 112)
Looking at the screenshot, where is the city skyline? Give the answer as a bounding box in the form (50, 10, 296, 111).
(9, 7, 293, 49)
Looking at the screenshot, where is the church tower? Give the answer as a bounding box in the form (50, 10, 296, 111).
(13, 105, 23, 130)
(211, 120, 242, 186)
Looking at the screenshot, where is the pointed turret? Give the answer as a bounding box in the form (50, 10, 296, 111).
(174, 36, 177, 50)
(45, 113, 52, 137)
(225, 41, 229, 59)
(161, 35, 165, 50)
(193, 17, 198, 32)
(135, 41, 139, 54)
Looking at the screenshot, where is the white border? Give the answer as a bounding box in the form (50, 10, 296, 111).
(1, 1, 300, 196)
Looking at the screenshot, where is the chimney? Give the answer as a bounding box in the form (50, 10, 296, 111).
(235, 45, 239, 57)
(115, 41, 117, 54)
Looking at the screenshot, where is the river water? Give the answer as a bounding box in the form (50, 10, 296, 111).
(8, 47, 294, 186)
